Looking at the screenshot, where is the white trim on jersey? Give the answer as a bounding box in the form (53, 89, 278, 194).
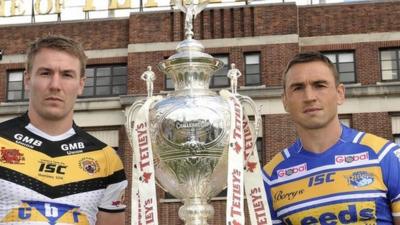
(393, 193, 400, 201)
(25, 123, 76, 141)
(378, 143, 399, 162)
(283, 148, 290, 158)
(276, 192, 387, 217)
(352, 131, 365, 143)
(272, 219, 282, 224)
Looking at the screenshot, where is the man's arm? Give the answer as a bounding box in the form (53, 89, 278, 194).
(394, 216, 400, 225)
(96, 211, 125, 225)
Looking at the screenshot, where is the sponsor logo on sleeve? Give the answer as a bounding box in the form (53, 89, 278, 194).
(277, 163, 307, 178)
(335, 152, 369, 165)
(112, 190, 126, 207)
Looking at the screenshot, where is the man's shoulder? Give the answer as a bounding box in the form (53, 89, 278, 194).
(263, 151, 286, 178)
(73, 126, 109, 149)
(0, 115, 25, 131)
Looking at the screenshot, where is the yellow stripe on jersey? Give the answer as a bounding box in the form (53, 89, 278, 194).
(283, 201, 376, 225)
(359, 133, 388, 154)
(0, 137, 123, 186)
(263, 152, 285, 177)
(392, 201, 400, 213)
(271, 167, 387, 210)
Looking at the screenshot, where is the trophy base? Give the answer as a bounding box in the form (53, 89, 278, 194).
(178, 198, 214, 225)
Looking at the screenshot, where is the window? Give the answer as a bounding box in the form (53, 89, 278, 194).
(256, 137, 264, 165)
(210, 54, 229, 88)
(395, 134, 400, 145)
(7, 70, 29, 101)
(82, 65, 127, 97)
(323, 52, 356, 83)
(380, 49, 400, 81)
(392, 116, 400, 144)
(245, 53, 261, 86)
(165, 75, 174, 90)
(339, 115, 351, 128)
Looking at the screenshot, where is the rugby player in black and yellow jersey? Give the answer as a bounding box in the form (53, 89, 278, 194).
(0, 35, 127, 225)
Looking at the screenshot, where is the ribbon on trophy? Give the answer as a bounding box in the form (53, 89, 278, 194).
(242, 116, 272, 225)
(221, 90, 245, 225)
(221, 90, 272, 225)
(127, 96, 162, 225)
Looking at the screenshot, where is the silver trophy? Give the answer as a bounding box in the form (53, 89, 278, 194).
(127, 0, 261, 224)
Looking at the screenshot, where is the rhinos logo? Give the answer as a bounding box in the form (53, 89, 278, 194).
(346, 171, 374, 187)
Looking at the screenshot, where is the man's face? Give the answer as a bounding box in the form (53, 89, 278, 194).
(24, 48, 85, 122)
(282, 61, 345, 130)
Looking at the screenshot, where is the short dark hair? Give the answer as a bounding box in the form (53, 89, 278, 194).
(25, 35, 87, 77)
(282, 51, 340, 90)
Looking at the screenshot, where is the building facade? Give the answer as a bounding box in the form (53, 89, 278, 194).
(0, 0, 400, 224)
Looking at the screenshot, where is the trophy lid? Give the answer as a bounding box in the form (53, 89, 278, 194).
(157, 0, 223, 93)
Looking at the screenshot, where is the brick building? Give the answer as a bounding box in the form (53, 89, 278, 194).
(0, 0, 399, 224)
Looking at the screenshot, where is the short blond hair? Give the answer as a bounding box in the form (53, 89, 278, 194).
(26, 35, 87, 77)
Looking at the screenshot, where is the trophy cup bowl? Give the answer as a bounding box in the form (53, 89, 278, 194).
(148, 36, 231, 224)
(126, 1, 255, 224)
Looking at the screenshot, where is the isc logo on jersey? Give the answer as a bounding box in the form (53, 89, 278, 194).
(2, 201, 89, 224)
(277, 163, 307, 178)
(335, 152, 369, 165)
(284, 204, 375, 225)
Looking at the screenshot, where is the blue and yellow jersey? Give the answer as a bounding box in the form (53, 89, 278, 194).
(263, 125, 400, 225)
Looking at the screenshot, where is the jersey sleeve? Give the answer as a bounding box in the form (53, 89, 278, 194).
(263, 180, 283, 225)
(98, 147, 128, 212)
(263, 157, 284, 225)
(380, 142, 400, 217)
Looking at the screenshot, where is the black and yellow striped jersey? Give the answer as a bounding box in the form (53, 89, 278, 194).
(0, 113, 127, 225)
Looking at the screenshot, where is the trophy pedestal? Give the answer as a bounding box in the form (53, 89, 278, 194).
(178, 198, 214, 225)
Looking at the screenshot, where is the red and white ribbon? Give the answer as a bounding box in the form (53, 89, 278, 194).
(242, 116, 272, 225)
(221, 90, 245, 225)
(128, 96, 161, 225)
(221, 90, 272, 225)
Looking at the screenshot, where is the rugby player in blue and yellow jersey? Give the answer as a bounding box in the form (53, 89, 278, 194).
(263, 52, 400, 225)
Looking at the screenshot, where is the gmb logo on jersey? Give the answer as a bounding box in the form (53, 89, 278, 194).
(346, 171, 374, 187)
(1, 201, 89, 225)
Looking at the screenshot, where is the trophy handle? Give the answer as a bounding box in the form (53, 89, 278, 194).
(237, 95, 261, 156)
(125, 99, 146, 143)
(126, 98, 171, 194)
